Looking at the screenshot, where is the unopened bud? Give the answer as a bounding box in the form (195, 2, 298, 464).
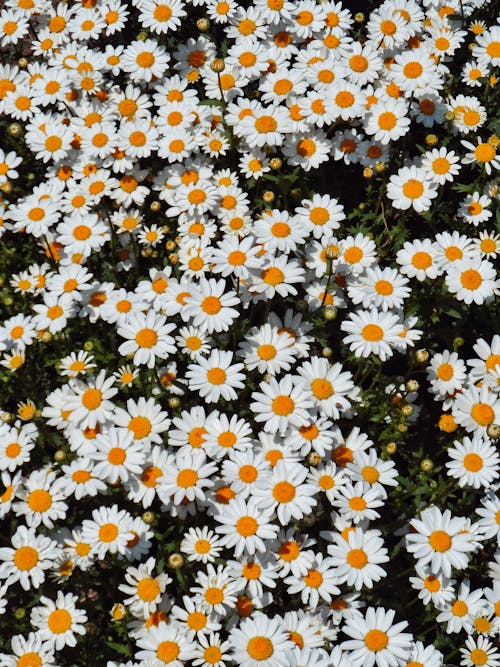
(196, 17, 210, 31)
(307, 452, 322, 466)
(406, 379, 419, 392)
(269, 158, 282, 170)
(8, 123, 22, 137)
(168, 553, 184, 569)
(401, 404, 413, 417)
(142, 511, 156, 524)
(322, 346, 333, 358)
(168, 396, 181, 409)
(487, 423, 500, 439)
(323, 307, 337, 321)
(385, 442, 397, 455)
(149, 200, 161, 212)
(415, 349, 429, 363)
(54, 450, 66, 463)
(210, 59, 225, 73)
(421, 458, 434, 472)
(262, 191, 275, 204)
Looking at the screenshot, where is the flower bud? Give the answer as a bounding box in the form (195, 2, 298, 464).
(425, 133, 438, 146)
(269, 158, 282, 170)
(17, 57, 28, 68)
(8, 123, 22, 137)
(406, 379, 419, 392)
(401, 404, 413, 417)
(168, 553, 184, 569)
(421, 458, 434, 472)
(385, 442, 397, 455)
(262, 191, 275, 204)
(322, 346, 333, 358)
(354, 12, 365, 22)
(374, 162, 386, 173)
(323, 306, 337, 321)
(54, 450, 66, 463)
(453, 337, 464, 348)
(487, 423, 500, 439)
(166, 240, 177, 251)
(149, 200, 161, 212)
(196, 17, 210, 31)
(83, 340, 94, 351)
(398, 423, 408, 433)
(363, 167, 374, 179)
(210, 59, 225, 73)
(415, 349, 429, 363)
(142, 511, 156, 524)
(168, 396, 181, 409)
(307, 452, 322, 466)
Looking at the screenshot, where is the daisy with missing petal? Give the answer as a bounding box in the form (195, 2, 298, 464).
(250, 375, 313, 436)
(30, 591, 87, 651)
(427, 350, 467, 399)
(117, 311, 176, 369)
(387, 166, 438, 213)
(327, 527, 389, 590)
(285, 553, 340, 610)
(452, 384, 500, 435)
(446, 435, 499, 489)
(341, 309, 402, 361)
(457, 192, 492, 226)
(215, 497, 279, 558)
(191, 564, 241, 617)
(118, 557, 171, 620)
(341, 606, 412, 667)
(409, 563, 455, 608)
(445, 257, 498, 305)
(462, 138, 500, 176)
(228, 612, 294, 667)
(406, 505, 476, 578)
(186, 349, 245, 403)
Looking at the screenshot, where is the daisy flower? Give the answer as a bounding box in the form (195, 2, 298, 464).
(387, 166, 438, 213)
(436, 579, 485, 634)
(446, 435, 499, 489)
(0, 525, 60, 591)
(59, 350, 96, 378)
(295, 357, 356, 419)
(117, 311, 176, 369)
(13, 468, 68, 529)
(30, 591, 87, 651)
(427, 350, 467, 398)
(1, 632, 56, 667)
(215, 497, 279, 558)
(282, 129, 332, 171)
(252, 460, 317, 525)
(80, 504, 133, 560)
(285, 553, 340, 609)
(228, 612, 294, 667)
(121, 38, 170, 82)
(64, 371, 118, 430)
(192, 632, 231, 667)
(186, 349, 245, 403)
(406, 505, 476, 577)
(445, 257, 498, 305)
(460, 636, 500, 667)
(250, 375, 314, 436)
(158, 450, 217, 505)
(457, 192, 492, 226)
(421, 147, 461, 185)
(183, 278, 240, 334)
(333, 482, 384, 525)
(396, 238, 442, 281)
(191, 564, 241, 617)
(327, 527, 389, 590)
(92, 426, 146, 484)
(238, 323, 296, 375)
(118, 557, 171, 619)
(409, 564, 456, 607)
(294, 193, 345, 240)
(452, 384, 500, 435)
(136, 624, 196, 666)
(461, 138, 500, 175)
(341, 607, 413, 667)
(364, 98, 411, 145)
(468, 335, 500, 381)
(180, 526, 224, 564)
(341, 309, 402, 361)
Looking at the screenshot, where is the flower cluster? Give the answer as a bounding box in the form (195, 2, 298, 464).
(0, 0, 499, 665)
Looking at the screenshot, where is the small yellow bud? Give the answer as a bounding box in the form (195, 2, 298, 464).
(269, 158, 282, 170)
(307, 452, 322, 466)
(149, 200, 161, 212)
(354, 12, 365, 22)
(323, 307, 337, 321)
(168, 553, 184, 569)
(168, 396, 181, 409)
(487, 423, 500, 439)
(142, 511, 156, 525)
(210, 59, 225, 73)
(165, 240, 177, 252)
(363, 167, 374, 179)
(421, 458, 434, 472)
(415, 349, 429, 363)
(8, 123, 22, 137)
(322, 346, 333, 358)
(401, 404, 413, 417)
(406, 379, 419, 392)
(54, 450, 67, 463)
(425, 133, 438, 146)
(262, 191, 275, 204)
(385, 442, 397, 455)
(196, 17, 210, 31)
